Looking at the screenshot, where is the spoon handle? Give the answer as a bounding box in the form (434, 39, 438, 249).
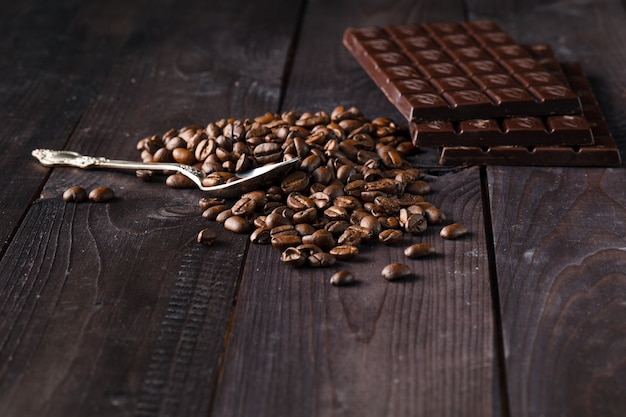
(31, 149, 204, 178)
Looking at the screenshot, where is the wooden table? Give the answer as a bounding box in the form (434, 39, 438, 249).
(1, 0, 625, 416)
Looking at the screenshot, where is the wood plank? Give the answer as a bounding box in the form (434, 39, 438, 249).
(212, 1, 498, 416)
(466, 1, 626, 415)
(0, 0, 149, 254)
(488, 166, 626, 417)
(0, 0, 304, 415)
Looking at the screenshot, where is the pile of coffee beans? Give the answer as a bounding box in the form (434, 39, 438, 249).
(136, 106, 467, 281)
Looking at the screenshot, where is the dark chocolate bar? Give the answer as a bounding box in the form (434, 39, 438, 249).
(438, 63, 621, 166)
(410, 48, 594, 147)
(411, 115, 593, 147)
(343, 20, 582, 122)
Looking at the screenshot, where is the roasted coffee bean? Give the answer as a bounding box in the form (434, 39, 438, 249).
(296, 243, 323, 257)
(250, 227, 271, 244)
(215, 208, 233, 224)
(231, 196, 257, 216)
(440, 223, 468, 240)
(264, 211, 292, 229)
(324, 205, 349, 221)
(334, 195, 361, 211)
(198, 197, 226, 211)
(324, 220, 350, 235)
(63, 186, 88, 203)
(202, 204, 228, 221)
(253, 142, 282, 164)
(295, 223, 316, 236)
(378, 229, 403, 245)
(292, 207, 317, 224)
(374, 195, 400, 215)
(88, 186, 115, 203)
(337, 227, 363, 247)
(224, 216, 251, 234)
(424, 206, 446, 224)
(286, 192, 315, 211)
(359, 215, 382, 236)
(281, 247, 307, 267)
(381, 263, 412, 281)
(330, 270, 356, 286)
(404, 213, 427, 235)
(307, 252, 336, 268)
(271, 234, 302, 250)
(281, 170, 309, 193)
(329, 245, 359, 261)
(404, 243, 435, 258)
(310, 192, 332, 210)
(302, 229, 336, 251)
(172, 147, 196, 165)
(405, 180, 431, 195)
(197, 228, 218, 246)
(166, 173, 196, 188)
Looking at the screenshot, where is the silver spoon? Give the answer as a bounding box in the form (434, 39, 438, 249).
(32, 149, 299, 198)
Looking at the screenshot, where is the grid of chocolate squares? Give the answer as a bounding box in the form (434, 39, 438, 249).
(343, 20, 621, 166)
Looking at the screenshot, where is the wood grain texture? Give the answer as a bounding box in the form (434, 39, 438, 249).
(488, 166, 626, 417)
(213, 166, 494, 417)
(467, 1, 626, 415)
(0, 0, 150, 254)
(0, 0, 303, 415)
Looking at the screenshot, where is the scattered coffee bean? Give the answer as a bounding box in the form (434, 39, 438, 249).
(329, 244, 359, 261)
(197, 228, 217, 246)
(281, 247, 307, 267)
(88, 186, 115, 203)
(223, 215, 250, 234)
(404, 243, 435, 258)
(63, 186, 88, 202)
(330, 270, 356, 286)
(440, 223, 469, 240)
(381, 263, 412, 281)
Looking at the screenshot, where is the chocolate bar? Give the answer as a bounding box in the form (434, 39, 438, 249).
(343, 20, 582, 122)
(438, 63, 621, 166)
(410, 49, 594, 147)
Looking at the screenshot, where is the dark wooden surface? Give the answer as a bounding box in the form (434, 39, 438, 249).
(0, 0, 624, 416)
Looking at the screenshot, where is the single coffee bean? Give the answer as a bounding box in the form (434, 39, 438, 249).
(440, 223, 468, 240)
(197, 228, 218, 246)
(381, 263, 412, 281)
(271, 234, 302, 251)
(378, 229, 403, 245)
(199, 197, 226, 211)
(295, 223, 316, 236)
(223, 215, 251, 234)
(89, 186, 115, 203)
(166, 173, 196, 188)
(404, 213, 427, 235)
(329, 245, 359, 261)
(231, 196, 257, 216)
(301, 229, 336, 251)
(404, 243, 435, 258)
(215, 208, 233, 224)
(307, 252, 336, 268)
(280, 247, 307, 267)
(63, 186, 88, 202)
(250, 227, 271, 244)
(281, 170, 309, 193)
(424, 206, 446, 225)
(330, 270, 356, 286)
